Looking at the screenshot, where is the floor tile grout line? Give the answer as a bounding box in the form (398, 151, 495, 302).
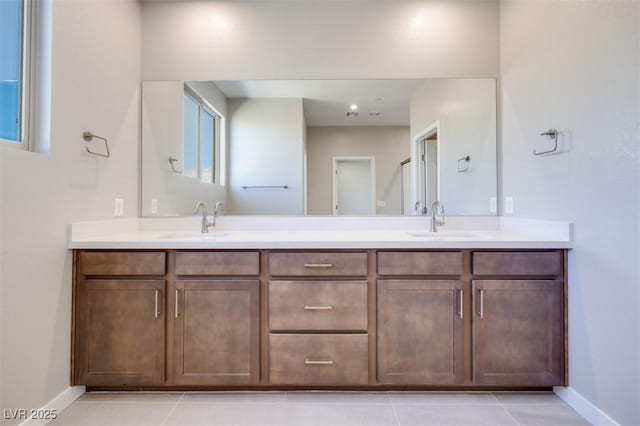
(77, 400, 182, 404)
(498, 403, 523, 426)
(390, 402, 402, 426)
(159, 402, 179, 426)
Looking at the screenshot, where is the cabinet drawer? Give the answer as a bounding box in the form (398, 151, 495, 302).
(175, 252, 259, 276)
(269, 334, 368, 385)
(269, 252, 367, 276)
(269, 281, 368, 331)
(472, 251, 562, 277)
(377, 251, 463, 276)
(78, 251, 166, 276)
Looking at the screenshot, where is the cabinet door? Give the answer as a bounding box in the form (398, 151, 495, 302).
(172, 280, 260, 385)
(377, 280, 464, 384)
(74, 280, 165, 386)
(473, 280, 563, 386)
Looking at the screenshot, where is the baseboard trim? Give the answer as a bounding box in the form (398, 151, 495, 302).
(19, 386, 85, 425)
(554, 386, 619, 426)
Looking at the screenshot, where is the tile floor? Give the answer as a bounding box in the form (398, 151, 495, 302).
(48, 391, 591, 426)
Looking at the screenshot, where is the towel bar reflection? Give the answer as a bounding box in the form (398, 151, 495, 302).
(534, 129, 559, 156)
(82, 131, 110, 158)
(241, 185, 289, 190)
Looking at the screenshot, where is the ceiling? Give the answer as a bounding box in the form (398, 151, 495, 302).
(213, 79, 424, 127)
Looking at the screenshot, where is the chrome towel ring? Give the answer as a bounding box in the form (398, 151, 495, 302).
(82, 131, 110, 158)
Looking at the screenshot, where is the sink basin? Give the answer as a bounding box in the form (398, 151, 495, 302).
(157, 232, 228, 240)
(407, 231, 490, 239)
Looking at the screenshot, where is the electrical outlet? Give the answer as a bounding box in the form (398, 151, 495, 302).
(504, 196, 514, 214)
(151, 198, 158, 214)
(489, 197, 497, 213)
(114, 198, 124, 217)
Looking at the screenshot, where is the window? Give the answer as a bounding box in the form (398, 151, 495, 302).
(0, 0, 32, 147)
(183, 86, 221, 184)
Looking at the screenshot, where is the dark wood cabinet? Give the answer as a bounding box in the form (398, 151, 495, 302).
(472, 280, 564, 386)
(72, 249, 566, 389)
(171, 280, 260, 385)
(377, 280, 464, 385)
(74, 279, 165, 386)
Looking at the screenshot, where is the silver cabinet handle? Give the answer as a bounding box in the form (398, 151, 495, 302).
(154, 289, 160, 319)
(477, 289, 484, 318)
(175, 289, 180, 319)
(303, 263, 334, 269)
(304, 306, 333, 310)
(304, 359, 334, 365)
(458, 289, 463, 319)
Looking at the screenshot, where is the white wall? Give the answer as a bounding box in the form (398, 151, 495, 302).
(141, 0, 499, 81)
(410, 79, 497, 215)
(227, 98, 305, 215)
(141, 81, 226, 216)
(306, 126, 410, 215)
(0, 0, 141, 422)
(500, 1, 639, 424)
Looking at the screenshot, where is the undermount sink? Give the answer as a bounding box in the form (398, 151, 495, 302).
(407, 231, 490, 239)
(157, 232, 229, 240)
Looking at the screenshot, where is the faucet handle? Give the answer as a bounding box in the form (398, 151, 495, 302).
(437, 209, 445, 227)
(193, 201, 207, 215)
(214, 202, 225, 215)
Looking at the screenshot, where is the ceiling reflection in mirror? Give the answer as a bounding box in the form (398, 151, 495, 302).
(141, 79, 497, 217)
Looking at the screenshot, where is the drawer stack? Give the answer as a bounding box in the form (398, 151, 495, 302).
(267, 252, 370, 385)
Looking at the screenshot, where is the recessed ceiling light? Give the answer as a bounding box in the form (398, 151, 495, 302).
(349, 104, 359, 111)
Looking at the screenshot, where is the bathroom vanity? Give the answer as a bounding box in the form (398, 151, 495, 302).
(69, 218, 569, 390)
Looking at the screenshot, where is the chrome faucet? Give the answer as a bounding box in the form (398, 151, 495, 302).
(430, 201, 445, 232)
(193, 201, 225, 233)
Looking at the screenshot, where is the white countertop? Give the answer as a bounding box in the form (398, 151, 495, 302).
(68, 216, 572, 249)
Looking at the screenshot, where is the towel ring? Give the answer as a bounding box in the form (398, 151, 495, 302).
(534, 129, 559, 156)
(457, 155, 471, 173)
(169, 156, 183, 173)
(82, 131, 110, 158)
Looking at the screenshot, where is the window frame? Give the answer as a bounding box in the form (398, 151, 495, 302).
(183, 84, 222, 184)
(0, 0, 36, 150)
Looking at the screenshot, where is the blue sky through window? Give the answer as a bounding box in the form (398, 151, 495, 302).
(0, 0, 23, 142)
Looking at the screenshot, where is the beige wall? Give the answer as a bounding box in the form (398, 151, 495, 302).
(141, 81, 226, 216)
(410, 78, 497, 215)
(306, 126, 410, 215)
(141, 0, 499, 81)
(500, 1, 639, 424)
(227, 98, 305, 215)
(0, 0, 141, 421)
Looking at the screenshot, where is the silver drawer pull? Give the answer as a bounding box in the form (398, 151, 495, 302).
(303, 263, 334, 269)
(304, 305, 334, 310)
(304, 359, 334, 365)
(154, 289, 160, 319)
(175, 289, 180, 319)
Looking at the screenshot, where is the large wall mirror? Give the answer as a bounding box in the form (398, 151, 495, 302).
(141, 79, 497, 217)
